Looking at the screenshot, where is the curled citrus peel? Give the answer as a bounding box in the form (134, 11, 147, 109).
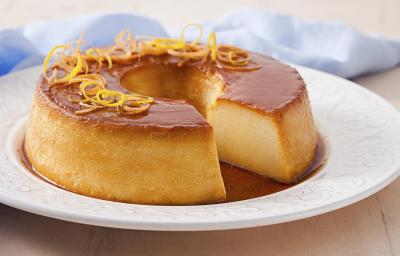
(43, 44, 84, 84)
(74, 77, 153, 114)
(207, 32, 217, 62)
(75, 102, 104, 115)
(180, 23, 204, 46)
(214, 45, 261, 70)
(69, 73, 107, 85)
(42, 25, 260, 115)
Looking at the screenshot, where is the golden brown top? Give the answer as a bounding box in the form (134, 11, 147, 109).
(38, 79, 210, 130)
(38, 52, 305, 129)
(38, 26, 306, 129)
(41, 26, 262, 116)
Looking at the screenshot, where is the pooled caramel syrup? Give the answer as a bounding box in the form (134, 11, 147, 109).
(221, 135, 326, 202)
(19, 136, 326, 204)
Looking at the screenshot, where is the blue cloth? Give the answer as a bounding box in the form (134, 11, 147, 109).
(1, 9, 400, 78)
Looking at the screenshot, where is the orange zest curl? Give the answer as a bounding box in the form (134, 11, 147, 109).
(43, 44, 83, 84)
(214, 45, 261, 70)
(180, 23, 204, 46)
(85, 47, 113, 69)
(42, 25, 260, 115)
(207, 32, 217, 62)
(74, 79, 153, 114)
(75, 102, 104, 115)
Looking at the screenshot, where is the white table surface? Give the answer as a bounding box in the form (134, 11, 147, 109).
(1, 0, 400, 255)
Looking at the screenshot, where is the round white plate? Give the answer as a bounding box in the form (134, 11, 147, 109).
(0, 66, 399, 231)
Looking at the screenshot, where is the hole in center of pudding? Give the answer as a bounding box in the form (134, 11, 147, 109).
(120, 64, 225, 119)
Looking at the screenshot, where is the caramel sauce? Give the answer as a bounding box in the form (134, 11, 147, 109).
(220, 162, 293, 202)
(39, 53, 305, 129)
(221, 135, 326, 202)
(19, 135, 326, 204)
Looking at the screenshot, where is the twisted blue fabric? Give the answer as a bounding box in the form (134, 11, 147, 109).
(1, 9, 399, 78)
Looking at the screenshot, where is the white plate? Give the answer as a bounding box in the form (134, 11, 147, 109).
(0, 66, 399, 231)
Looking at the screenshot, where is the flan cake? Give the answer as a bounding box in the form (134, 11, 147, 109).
(24, 28, 318, 205)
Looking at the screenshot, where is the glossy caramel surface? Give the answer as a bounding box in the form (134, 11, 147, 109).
(38, 53, 306, 128)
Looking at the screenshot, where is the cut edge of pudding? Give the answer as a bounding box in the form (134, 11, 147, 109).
(212, 93, 317, 183)
(121, 62, 318, 183)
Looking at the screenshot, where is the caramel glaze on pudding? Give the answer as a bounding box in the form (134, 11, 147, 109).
(24, 53, 318, 205)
